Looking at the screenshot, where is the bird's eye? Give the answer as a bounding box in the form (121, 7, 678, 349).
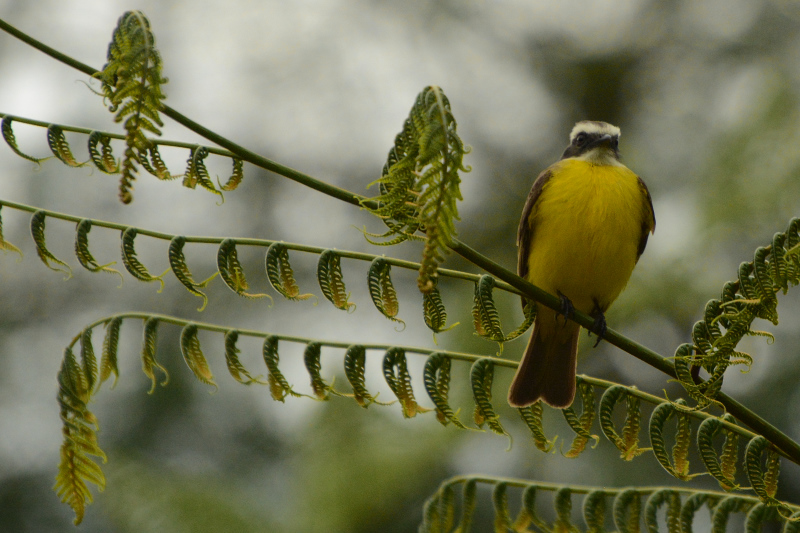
(574, 133, 587, 145)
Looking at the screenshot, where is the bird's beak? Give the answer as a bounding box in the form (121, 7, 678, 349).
(587, 134, 613, 150)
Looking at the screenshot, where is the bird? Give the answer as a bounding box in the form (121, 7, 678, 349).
(507, 120, 656, 409)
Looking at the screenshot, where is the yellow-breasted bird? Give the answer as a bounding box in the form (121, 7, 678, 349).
(508, 121, 656, 409)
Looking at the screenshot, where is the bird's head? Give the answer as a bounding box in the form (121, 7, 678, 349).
(561, 121, 622, 164)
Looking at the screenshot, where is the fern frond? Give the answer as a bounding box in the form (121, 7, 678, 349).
(599, 385, 649, 460)
(672, 343, 716, 407)
(491, 482, 512, 532)
(120, 227, 168, 291)
(218, 157, 244, 191)
(179, 323, 217, 390)
(0, 205, 23, 259)
(1, 115, 48, 163)
(471, 275, 505, 344)
(75, 219, 123, 284)
(421, 278, 457, 337)
(31, 210, 72, 279)
(420, 477, 800, 533)
(683, 217, 800, 404)
(470, 358, 508, 438)
(644, 489, 681, 533)
(518, 402, 556, 452)
(223, 330, 265, 385)
(367, 257, 404, 327)
(745, 503, 782, 533)
(649, 399, 702, 481)
(514, 485, 551, 532)
(303, 342, 346, 400)
(423, 353, 471, 429)
(99, 317, 122, 389)
(87, 131, 119, 173)
(360, 223, 423, 247)
(680, 493, 721, 533)
(383, 347, 430, 418)
(303, 342, 327, 399)
(419, 492, 442, 533)
(262, 336, 305, 401)
(181, 146, 199, 188)
(5, 199, 530, 318)
(344, 345, 393, 407)
(711, 496, 755, 532)
(79, 329, 98, 396)
(47, 124, 88, 167)
(613, 489, 641, 533)
(361, 86, 469, 292)
(553, 488, 580, 532)
(745, 436, 790, 511)
(217, 239, 272, 300)
(583, 490, 607, 533)
(506, 301, 537, 343)
(168, 235, 218, 311)
(697, 414, 740, 491)
(266, 242, 313, 301)
(1, 114, 250, 197)
(138, 144, 178, 180)
(95, 10, 167, 203)
(414, 87, 468, 293)
(471, 275, 535, 350)
(456, 479, 478, 533)
(562, 379, 599, 458)
(316, 249, 355, 312)
(183, 146, 223, 200)
(57, 348, 88, 413)
(53, 310, 800, 526)
(54, 347, 106, 525)
(141, 317, 168, 393)
(764, 448, 781, 501)
(434, 483, 456, 533)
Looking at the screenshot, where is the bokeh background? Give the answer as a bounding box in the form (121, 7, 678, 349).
(2, 0, 800, 531)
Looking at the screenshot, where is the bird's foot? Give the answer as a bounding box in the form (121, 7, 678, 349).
(588, 304, 607, 348)
(556, 291, 575, 326)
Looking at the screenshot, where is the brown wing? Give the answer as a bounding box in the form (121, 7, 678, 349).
(635, 175, 656, 260)
(517, 168, 553, 280)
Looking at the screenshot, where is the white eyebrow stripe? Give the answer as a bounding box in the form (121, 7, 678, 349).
(569, 121, 621, 142)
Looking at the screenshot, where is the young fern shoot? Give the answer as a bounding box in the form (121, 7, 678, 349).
(362, 86, 470, 294)
(95, 11, 167, 203)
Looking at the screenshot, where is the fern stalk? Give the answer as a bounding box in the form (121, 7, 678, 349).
(3, 13, 800, 466)
(447, 238, 800, 465)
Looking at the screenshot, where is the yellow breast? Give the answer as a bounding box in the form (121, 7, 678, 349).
(524, 159, 650, 313)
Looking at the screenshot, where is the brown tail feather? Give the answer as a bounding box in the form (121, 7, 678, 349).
(507, 311, 579, 409)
